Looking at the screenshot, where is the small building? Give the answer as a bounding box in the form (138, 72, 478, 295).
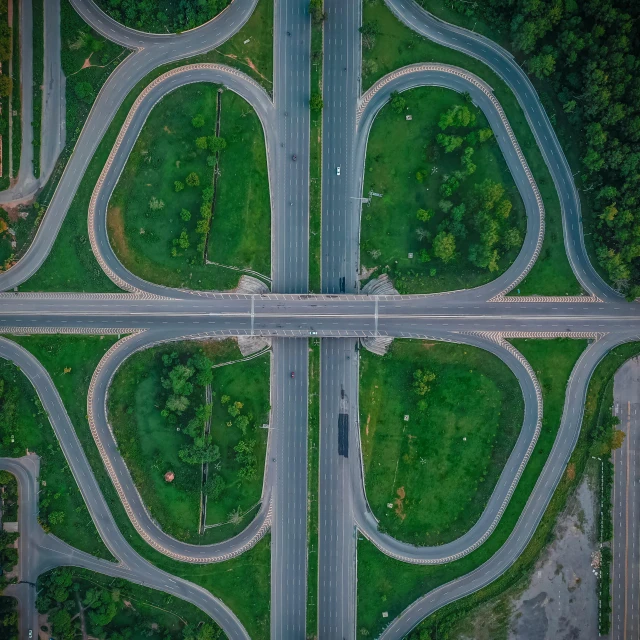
(164, 471, 175, 483)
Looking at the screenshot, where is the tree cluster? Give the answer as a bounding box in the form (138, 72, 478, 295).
(444, 0, 640, 297)
(97, 0, 231, 33)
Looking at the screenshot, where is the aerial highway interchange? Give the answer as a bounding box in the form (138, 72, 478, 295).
(0, 0, 638, 639)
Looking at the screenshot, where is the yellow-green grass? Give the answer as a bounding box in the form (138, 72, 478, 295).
(357, 338, 586, 636)
(361, 0, 579, 296)
(11, 334, 270, 638)
(362, 86, 525, 294)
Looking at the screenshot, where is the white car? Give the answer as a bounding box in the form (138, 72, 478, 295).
(336, 166, 341, 176)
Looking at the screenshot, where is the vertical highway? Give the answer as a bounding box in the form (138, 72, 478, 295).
(319, 1, 361, 637)
(270, 0, 312, 637)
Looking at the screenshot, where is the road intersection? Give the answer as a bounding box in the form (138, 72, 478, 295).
(0, 0, 637, 638)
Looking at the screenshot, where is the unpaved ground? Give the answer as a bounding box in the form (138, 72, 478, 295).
(454, 472, 600, 640)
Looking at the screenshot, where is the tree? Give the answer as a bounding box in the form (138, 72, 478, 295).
(503, 227, 522, 249)
(205, 474, 226, 501)
(165, 394, 190, 414)
(359, 21, 380, 50)
(180, 208, 192, 222)
(148, 196, 165, 211)
(416, 208, 434, 222)
(432, 231, 456, 263)
(179, 439, 220, 465)
(438, 104, 475, 129)
(309, 0, 325, 23)
(174, 180, 185, 192)
(310, 92, 324, 112)
(389, 90, 406, 114)
(0, 75, 11, 98)
(527, 52, 556, 79)
(439, 175, 460, 197)
(207, 136, 227, 153)
(48, 511, 65, 525)
(74, 80, 94, 103)
(436, 133, 464, 153)
(195, 136, 208, 150)
(477, 128, 493, 143)
(185, 172, 200, 187)
(413, 369, 436, 396)
(192, 114, 205, 128)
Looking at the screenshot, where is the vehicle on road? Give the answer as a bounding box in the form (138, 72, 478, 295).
(292, 154, 297, 161)
(291, 371, 295, 378)
(337, 166, 341, 175)
(28, 631, 33, 639)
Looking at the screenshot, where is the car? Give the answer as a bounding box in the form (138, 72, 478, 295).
(291, 371, 295, 378)
(336, 166, 341, 175)
(28, 631, 32, 639)
(309, 330, 318, 335)
(292, 154, 297, 161)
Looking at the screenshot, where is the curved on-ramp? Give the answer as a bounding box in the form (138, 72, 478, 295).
(0, 339, 252, 640)
(87, 330, 275, 563)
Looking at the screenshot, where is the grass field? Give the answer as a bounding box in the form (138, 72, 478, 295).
(12, 334, 271, 638)
(22, 0, 273, 293)
(360, 340, 523, 546)
(0, 342, 112, 559)
(357, 338, 587, 636)
(108, 339, 270, 544)
(361, 86, 525, 294)
(361, 0, 579, 296)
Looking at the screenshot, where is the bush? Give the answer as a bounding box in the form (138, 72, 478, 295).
(185, 172, 200, 187)
(192, 114, 205, 128)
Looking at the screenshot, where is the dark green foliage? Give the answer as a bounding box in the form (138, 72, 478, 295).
(0, 597, 17, 640)
(95, 0, 231, 33)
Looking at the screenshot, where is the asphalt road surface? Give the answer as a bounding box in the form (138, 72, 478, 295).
(0, 0, 638, 638)
(612, 359, 640, 640)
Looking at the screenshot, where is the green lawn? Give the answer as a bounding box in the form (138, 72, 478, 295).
(107, 339, 270, 544)
(206, 90, 271, 286)
(361, 0, 579, 296)
(22, 0, 273, 293)
(357, 338, 586, 637)
(360, 340, 523, 546)
(12, 335, 271, 639)
(0, 344, 111, 559)
(362, 87, 525, 294)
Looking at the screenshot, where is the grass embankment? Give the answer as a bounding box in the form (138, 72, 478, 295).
(108, 82, 270, 291)
(31, 0, 43, 179)
(362, 87, 526, 294)
(309, 15, 323, 292)
(412, 341, 640, 639)
(0, 349, 111, 559)
(0, 0, 127, 278)
(22, 0, 273, 293)
(361, 0, 579, 296)
(38, 566, 226, 640)
(108, 339, 270, 543)
(357, 338, 586, 636)
(9, 0, 19, 180)
(360, 340, 523, 546)
(12, 335, 270, 638)
(307, 339, 320, 634)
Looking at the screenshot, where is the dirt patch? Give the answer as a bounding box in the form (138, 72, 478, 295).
(106, 206, 131, 262)
(163, 125, 172, 134)
(566, 462, 576, 481)
(359, 265, 378, 281)
(421, 342, 436, 350)
(365, 414, 371, 436)
(82, 53, 93, 69)
(3, 204, 23, 222)
(394, 486, 406, 521)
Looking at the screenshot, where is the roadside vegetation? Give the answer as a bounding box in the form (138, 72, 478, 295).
(360, 0, 579, 296)
(405, 339, 636, 639)
(357, 338, 586, 636)
(37, 567, 225, 640)
(435, 0, 640, 299)
(307, 339, 320, 633)
(0, 350, 111, 559)
(0, 471, 19, 590)
(107, 83, 270, 291)
(32, 0, 43, 178)
(108, 339, 270, 544)
(22, 0, 273, 293)
(0, 0, 128, 280)
(308, 0, 324, 292)
(11, 335, 271, 638)
(362, 87, 525, 294)
(95, 0, 231, 34)
(0, 0, 11, 194)
(360, 340, 523, 546)
(0, 596, 17, 638)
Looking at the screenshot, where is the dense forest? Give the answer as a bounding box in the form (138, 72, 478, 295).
(96, 0, 231, 33)
(442, 0, 640, 297)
